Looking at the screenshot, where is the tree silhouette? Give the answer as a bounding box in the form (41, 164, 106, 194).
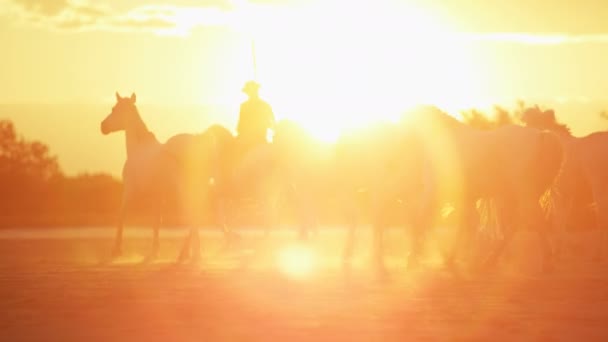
(520, 105, 571, 135)
(0, 120, 61, 217)
(461, 106, 517, 130)
(0, 120, 61, 182)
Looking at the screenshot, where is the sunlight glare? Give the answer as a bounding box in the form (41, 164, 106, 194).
(277, 244, 317, 279)
(225, 0, 487, 141)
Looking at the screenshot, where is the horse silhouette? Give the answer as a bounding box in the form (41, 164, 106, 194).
(101, 92, 222, 262)
(386, 106, 564, 273)
(522, 106, 608, 260)
(210, 119, 323, 241)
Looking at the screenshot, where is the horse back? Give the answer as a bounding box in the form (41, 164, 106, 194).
(477, 125, 562, 196)
(578, 131, 608, 187)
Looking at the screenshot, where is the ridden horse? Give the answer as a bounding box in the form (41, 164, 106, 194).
(101, 92, 221, 262)
(209, 119, 324, 240)
(372, 106, 564, 273)
(522, 107, 608, 260)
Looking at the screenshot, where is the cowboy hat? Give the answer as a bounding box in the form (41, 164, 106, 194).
(242, 80, 261, 94)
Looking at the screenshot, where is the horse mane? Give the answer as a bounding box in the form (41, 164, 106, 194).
(461, 106, 516, 130)
(129, 106, 159, 144)
(138, 130, 157, 143)
(521, 106, 572, 136)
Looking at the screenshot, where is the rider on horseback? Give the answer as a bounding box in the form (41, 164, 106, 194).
(236, 80, 275, 151)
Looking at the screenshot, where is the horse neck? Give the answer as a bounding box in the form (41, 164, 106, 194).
(125, 109, 156, 158)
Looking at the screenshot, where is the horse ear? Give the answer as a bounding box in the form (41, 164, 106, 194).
(115, 92, 121, 101)
(545, 109, 555, 121)
(130, 93, 137, 103)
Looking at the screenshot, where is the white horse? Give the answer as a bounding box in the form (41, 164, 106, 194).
(370, 106, 564, 273)
(333, 122, 423, 266)
(522, 107, 608, 260)
(210, 119, 324, 240)
(101, 92, 221, 262)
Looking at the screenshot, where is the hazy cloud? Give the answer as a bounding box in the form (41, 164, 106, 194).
(5, 0, 234, 36)
(7, 0, 608, 43)
(12, 0, 69, 15)
(463, 32, 608, 45)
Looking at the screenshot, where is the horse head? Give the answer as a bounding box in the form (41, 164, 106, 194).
(101, 92, 138, 135)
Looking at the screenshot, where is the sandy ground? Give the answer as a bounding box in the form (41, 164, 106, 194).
(1, 227, 608, 341)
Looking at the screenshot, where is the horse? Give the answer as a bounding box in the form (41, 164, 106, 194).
(333, 121, 424, 267)
(209, 119, 324, 241)
(101, 92, 221, 262)
(374, 106, 564, 273)
(522, 107, 608, 260)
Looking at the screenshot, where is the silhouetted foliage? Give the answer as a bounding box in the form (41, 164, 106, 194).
(0, 120, 61, 182)
(460, 106, 517, 130)
(460, 103, 574, 136)
(0, 120, 123, 227)
(0, 120, 61, 217)
(520, 105, 571, 136)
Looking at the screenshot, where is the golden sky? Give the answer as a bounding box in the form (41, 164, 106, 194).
(2, 0, 608, 175)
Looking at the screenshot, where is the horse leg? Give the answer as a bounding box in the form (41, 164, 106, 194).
(481, 225, 515, 272)
(370, 187, 394, 275)
(177, 186, 193, 263)
(551, 194, 572, 260)
(480, 198, 517, 271)
(257, 186, 273, 238)
(407, 199, 436, 270)
(112, 211, 125, 257)
(147, 212, 161, 261)
(191, 226, 202, 263)
(372, 220, 387, 276)
(529, 200, 555, 273)
(213, 194, 235, 249)
(446, 200, 477, 271)
(111, 197, 129, 258)
(297, 188, 319, 242)
(342, 194, 358, 266)
(178, 228, 193, 263)
(592, 186, 608, 262)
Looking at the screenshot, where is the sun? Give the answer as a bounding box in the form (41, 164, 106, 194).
(230, 1, 486, 142)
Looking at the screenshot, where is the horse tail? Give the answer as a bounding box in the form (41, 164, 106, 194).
(533, 131, 564, 212)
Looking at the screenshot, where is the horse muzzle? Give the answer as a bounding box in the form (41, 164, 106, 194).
(101, 121, 111, 135)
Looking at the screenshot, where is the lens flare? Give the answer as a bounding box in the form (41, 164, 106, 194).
(277, 244, 316, 279)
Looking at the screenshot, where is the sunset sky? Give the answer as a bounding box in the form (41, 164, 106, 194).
(2, 0, 608, 176)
